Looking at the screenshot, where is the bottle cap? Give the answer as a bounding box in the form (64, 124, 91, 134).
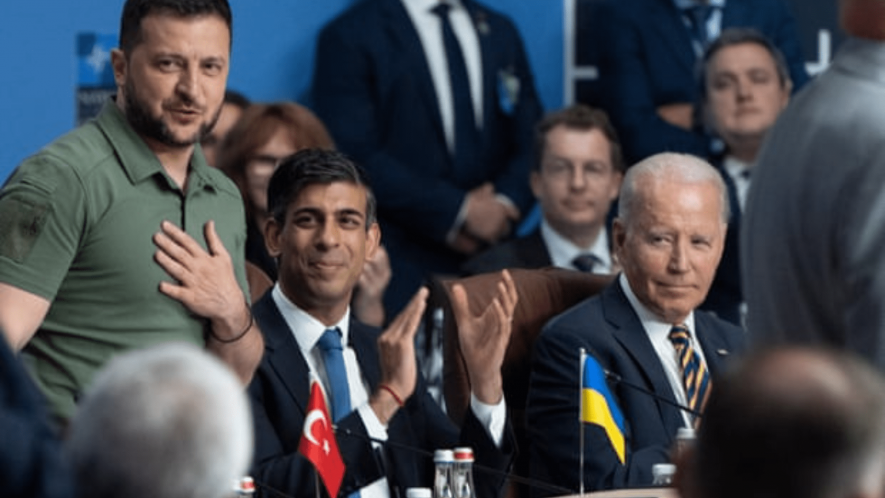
(453, 447, 474, 462)
(652, 463, 676, 477)
(406, 488, 433, 498)
(676, 427, 696, 440)
(434, 449, 455, 463)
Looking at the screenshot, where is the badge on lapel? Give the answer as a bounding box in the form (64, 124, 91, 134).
(473, 9, 490, 36)
(498, 66, 520, 116)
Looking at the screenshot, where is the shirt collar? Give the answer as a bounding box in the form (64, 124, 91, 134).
(271, 283, 352, 355)
(540, 218, 612, 271)
(618, 273, 696, 334)
(672, 0, 725, 10)
(403, 0, 465, 14)
(722, 155, 753, 180)
(95, 97, 225, 194)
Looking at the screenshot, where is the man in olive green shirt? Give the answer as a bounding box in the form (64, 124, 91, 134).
(0, 0, 262, 423)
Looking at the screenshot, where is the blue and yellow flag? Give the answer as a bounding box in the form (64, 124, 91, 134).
(581, 353, 626, 464)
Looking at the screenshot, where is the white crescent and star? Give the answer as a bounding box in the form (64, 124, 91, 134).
(304, 409, 332, 455)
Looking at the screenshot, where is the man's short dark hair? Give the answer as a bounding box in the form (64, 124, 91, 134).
(533, 104, 625, 173)
(119, 0, 233, 56)
(267, 148, 377, 228)
(697, 27, 791, 103)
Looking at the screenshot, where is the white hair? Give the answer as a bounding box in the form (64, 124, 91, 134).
(65, 343, 253, 498)
(617, 152, 730, 225)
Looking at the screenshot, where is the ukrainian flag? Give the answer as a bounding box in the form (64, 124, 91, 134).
(581, 353, 626, 464)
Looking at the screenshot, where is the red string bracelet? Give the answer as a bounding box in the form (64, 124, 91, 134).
(379, 384, 405, 407)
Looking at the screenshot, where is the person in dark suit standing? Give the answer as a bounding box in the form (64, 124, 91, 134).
(247, 149, 517, 498)
(312, 0, 543, 315)
(462, 104, 624, 276)
(696, 28, 791, 326)
(526, 152, 746, 494)
(597, 0, 808, 164)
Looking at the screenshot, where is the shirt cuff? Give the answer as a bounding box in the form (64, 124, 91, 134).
(494, 193, 519, 217)
(446, 196, 471, 245)
(357, 403, 389, 447)
(470, 392, 506, 447)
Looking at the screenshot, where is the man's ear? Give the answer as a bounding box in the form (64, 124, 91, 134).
(529, 170, 543, 199)
(111, 49, 128, 89)
(264, 217, 282, 258)
(365, 222, 381, 260)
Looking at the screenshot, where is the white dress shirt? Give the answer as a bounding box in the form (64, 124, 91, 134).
(540, 219, 614, 274)
(618, 274, 708, 428)
(672, 0, 726, 56)
(722, 155, 753, 213)
(272, 284, 506, 498)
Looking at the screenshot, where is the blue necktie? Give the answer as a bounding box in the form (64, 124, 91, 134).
(317, 328, 351, 423)
(572, 253, 602, 273)
(432, 2, 480, 177)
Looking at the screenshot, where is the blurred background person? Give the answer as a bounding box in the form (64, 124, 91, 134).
(219, 102, 336, 281)
(313, 0, 544, 317)
(0, 326, 73, 498)
(696, 28, 791, 326)
(463, 104, 623, 276)
(65, 342, 253, 498)
(677, 347, 885, 498)
(742, 0, 885, 368)
(201, 89, 251, 168)
(596, 0, 807, 165)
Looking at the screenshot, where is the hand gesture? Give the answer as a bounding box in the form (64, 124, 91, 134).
(152, 220, 250, 338)
(371, 287, 428, 423)
(451, 269, 518, 404)
(463, 183, 519, 245)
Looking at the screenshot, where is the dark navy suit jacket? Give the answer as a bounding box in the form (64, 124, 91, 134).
(526, 280, 745, 494)
(461, 230, 553, 276)
(312, 0, 543, 313)
(597, 0, 809, 163)
(247, 291, 514, 498)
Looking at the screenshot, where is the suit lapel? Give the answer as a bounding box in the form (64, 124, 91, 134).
(465, 0, 495, 144)
(651, 0, 697, 76)
(720, 0, 750, 31)
(694, 312, 735, 377)
(604, 283, 685, 435)
(379, 0, 447, 146)
(253, 292, 312, 415)
(349, 318, 382, 391)
(517, 230, 554, 267)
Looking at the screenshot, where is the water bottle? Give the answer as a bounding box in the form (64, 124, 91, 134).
(433, 449, 455, 498)
(453, 447, 476, 498)
(651, 463, 676, 487)
(407, 488, 433, 498)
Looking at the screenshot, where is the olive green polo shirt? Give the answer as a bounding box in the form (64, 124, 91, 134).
(0, 101, 248, 422)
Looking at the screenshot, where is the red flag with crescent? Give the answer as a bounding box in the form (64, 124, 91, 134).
(299, 380, 345, 497)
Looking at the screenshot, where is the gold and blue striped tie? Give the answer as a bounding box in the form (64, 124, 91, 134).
(668, 324, 711, 426)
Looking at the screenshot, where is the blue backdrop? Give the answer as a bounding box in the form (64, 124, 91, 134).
(0, 0, 836, 182)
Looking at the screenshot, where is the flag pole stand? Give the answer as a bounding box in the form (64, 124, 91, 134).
(315, 469, 322, 498)
(579, 348, 586, 498)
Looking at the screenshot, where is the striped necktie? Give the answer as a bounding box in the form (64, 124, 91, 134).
(668, 324, 711, 426)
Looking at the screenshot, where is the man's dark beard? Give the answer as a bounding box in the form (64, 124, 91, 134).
(123, 78, 221, 148)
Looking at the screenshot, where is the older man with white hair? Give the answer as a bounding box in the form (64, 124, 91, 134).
(527, 152, 746, 494)
(65, 343, 253, 498)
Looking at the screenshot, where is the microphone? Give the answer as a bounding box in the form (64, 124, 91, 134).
(602, 368, 703, 419)
(333, 425, 574, 496)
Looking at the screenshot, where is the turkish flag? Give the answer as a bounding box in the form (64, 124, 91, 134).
(299, 380, 346, 498)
